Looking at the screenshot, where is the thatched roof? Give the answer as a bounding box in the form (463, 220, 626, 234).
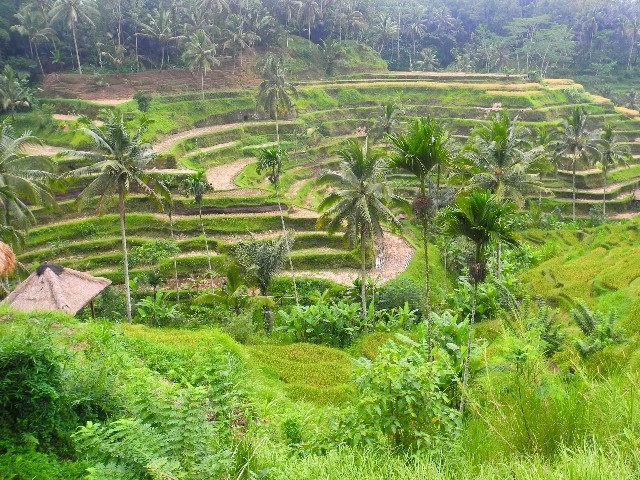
(0, 242, 16, 277)
(5, 263, 111, 315)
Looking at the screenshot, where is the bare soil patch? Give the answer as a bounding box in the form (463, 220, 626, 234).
(296, 233, 415, 286)
(23, 144, 64, 156)
(206, 158, 256, 190)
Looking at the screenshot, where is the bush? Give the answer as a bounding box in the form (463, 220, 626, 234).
(377, 278, 425, 314)
(341, 334, 460, 451)
(571, 301, 627, 356)
(133, 91, 152, 112)
(0, 328, 67, 445)
(276, 301, 365, 348)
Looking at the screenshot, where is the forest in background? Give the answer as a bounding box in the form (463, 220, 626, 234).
(0, 0, 637, 85)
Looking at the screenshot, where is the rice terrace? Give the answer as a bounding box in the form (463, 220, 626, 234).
(0, 1, 640, 479)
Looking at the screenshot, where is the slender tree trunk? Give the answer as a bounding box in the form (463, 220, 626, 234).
(360, 231, 367, 319)
(308, 16, 311, 41)
(34, 43, 45, 76)
(572, 158, 577, 221)
(199, 205, 215, 292)
(135, 35, 140, 72)
(459, 280, 478, 413)
(72, 24, 82, 74)
(275, 104, 280, 143)
(169, 206, 179, 304)
(275, 185, 299, 305)
(161, 45, 165, 70)
(201, 70, 205, 101)
(496, 242, 501, 281)
(119, 187, 132, 322)
(422, 218, 432, 358)
(603, 165, 607, 221)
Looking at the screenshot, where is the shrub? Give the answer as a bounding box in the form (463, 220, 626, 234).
(133, 91, 152, 112)
(0, 328, 67, 445)
(129, 240, 180, 267)
(342, 334, 460, 451)
(377, 278, 425, 314)
(571, 302, 627, 357)
(276, 301, 365, 348)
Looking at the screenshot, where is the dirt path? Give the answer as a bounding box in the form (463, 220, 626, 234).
(153, 121, 291, 154)
(23, 144, 64, 156)
(296, 233, 415, 286)
(206, 158, 256, 190)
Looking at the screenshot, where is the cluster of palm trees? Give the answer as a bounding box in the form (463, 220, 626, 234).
(315, 106, 632, 408)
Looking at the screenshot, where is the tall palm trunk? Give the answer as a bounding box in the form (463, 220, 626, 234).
(119, 187, 132, 322)
(572, 157, 577, 221)
(199, 204, 214, 292)
(201, 69, 205, 101)
(168, 204, 179, 303)
(72, 24, 82, 74)
(602, 165, 607, 220)
(459, 280, 478, 413)
(34, 43, 45, 76)
(274, 102, 280, 143)
(275, 184, 299, 305)
(420, 180, 432, 357)
(360, 231, 367, 319)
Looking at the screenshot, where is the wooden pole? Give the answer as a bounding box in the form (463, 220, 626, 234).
(91, 300, 96, 319)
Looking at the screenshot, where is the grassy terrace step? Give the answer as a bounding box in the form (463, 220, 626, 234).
(19, 232, 345, 265)
(540, 195, 634, 215)
(30, 193, 283, 223)
(167, 122, 300, 159)
(557, 163, 640, 189)
(550, 178, 639, 200)
(25, 214, 318, 246)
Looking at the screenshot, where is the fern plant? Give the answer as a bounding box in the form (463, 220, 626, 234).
(570, 302, 627, 357)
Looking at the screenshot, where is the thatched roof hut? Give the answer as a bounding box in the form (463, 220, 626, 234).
(5, 263, 111, 315)
(0, 242, 16, 277)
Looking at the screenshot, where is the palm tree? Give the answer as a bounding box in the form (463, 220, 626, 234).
(257, 55, 297, 143)
(625, 89, 638, 110)
(138, 8, 183, 70)
(223, 14, 259, 68)
(556, 107, 600, 221)
(0, 66, 34, 120)
(0, 121, 56, 248)
(297, 0, 320, 41)
(63, 114, 168, 322)
(182, 30, 219, 100)
(158, 175, 180, 303)
(319, 38, 346, 76)
(598, 124, 630, 220)
(373, 102, 402, 139)
(443, 190, 519, 412)
(414, 48, 440, 72)
(387, 117, 455, 354)
(49, 0, 98, 74)
(181, 171, 215, 292)
(11, 9, 57, 75)
(317, 139, 402, 318)
(465, 110, 546, 207)
(256, 147, 298, 304)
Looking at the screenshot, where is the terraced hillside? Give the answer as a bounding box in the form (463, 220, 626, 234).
(17, 72, 640, 289)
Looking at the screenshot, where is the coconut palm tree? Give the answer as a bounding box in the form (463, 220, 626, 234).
(0, 121, 56, 248)
(256, 147, 298, 304)
(257, 55, 297, 143)
(11, 9, 57, 75)
(297, 0, 320, 41)
(49, 0, 98, 74)
(181, 171, 215, 292)
(414, 47, 440, 72)
(223, 14, 259, 68)
(63, 114, 168, 322)
(465, 110, 546, 206)
(373, 102, 402, 138)
(556, 106, 600, 221)
(443, 190, 519, 412)
(387, 116, 455, 354)
(598, 124, 631, 220)
(138, 8, 184, 70)
(317, 138, 402, 318)
(182, 29, 219, 100)
(0, 66, 34, 120)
